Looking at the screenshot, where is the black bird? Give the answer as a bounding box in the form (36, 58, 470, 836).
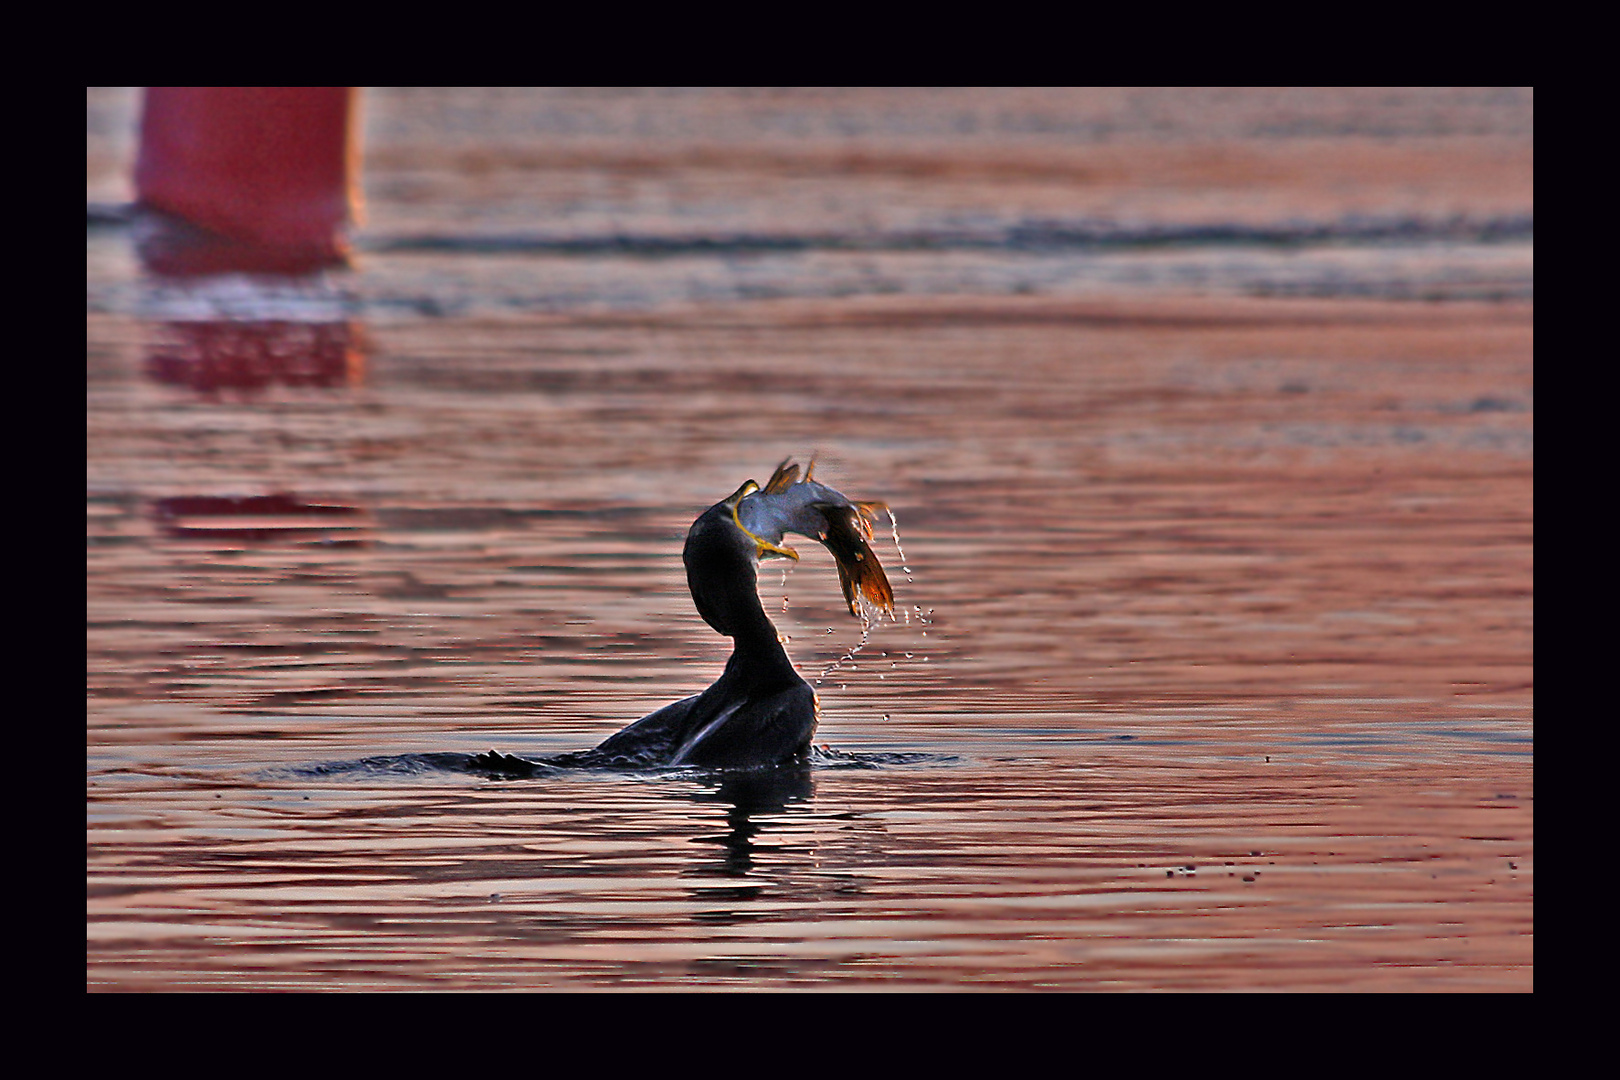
(555, 458, 894, 770)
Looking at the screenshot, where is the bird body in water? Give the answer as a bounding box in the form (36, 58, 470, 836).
(551, 458, 893, 770)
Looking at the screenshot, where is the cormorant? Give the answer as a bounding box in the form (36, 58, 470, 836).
(555, 458, 894, 770)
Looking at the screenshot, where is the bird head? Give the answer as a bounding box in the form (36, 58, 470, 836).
(738, 458, 895, 622)
(682, 460, 896, 636)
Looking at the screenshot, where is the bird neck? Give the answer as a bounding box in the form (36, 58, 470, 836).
(724, 577, 800, 684)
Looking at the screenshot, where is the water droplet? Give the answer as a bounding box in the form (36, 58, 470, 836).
(885, 506, 914, 584)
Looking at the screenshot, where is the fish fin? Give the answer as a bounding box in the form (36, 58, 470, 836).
(817, 504, 895, 619)
(853, 500, 888, 538)
(763, 458, 801, 495)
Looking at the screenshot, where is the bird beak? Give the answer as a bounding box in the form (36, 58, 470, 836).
(725, 480, 800, 561)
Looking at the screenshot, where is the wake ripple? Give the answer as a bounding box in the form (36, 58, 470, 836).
(271, 746, 954, 781)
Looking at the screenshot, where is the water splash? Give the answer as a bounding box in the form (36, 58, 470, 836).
(815, 601, 879, 686)
(885, 505, 914, 586)
(777, 562, 794, 615)
(810, 505, 935, 685)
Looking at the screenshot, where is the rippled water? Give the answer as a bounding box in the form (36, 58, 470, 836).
(88, 88, 1532, 990)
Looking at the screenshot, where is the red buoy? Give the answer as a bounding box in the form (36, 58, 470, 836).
(135, 87, 361, 275)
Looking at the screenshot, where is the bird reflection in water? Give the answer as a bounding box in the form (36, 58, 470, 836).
(689, 763, 814, 887)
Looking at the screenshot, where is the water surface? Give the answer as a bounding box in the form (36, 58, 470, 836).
(88, 88, 1532, 990)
